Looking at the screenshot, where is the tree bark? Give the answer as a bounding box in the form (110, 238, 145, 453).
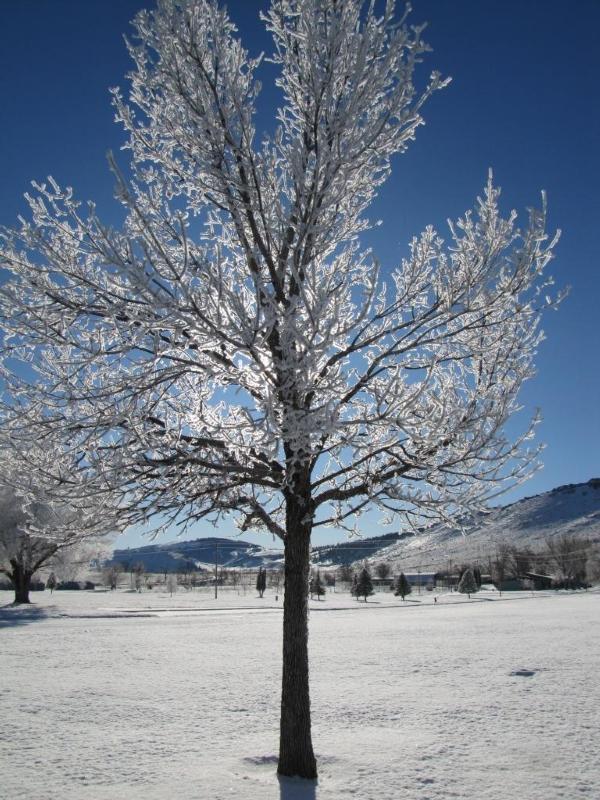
(10, 562, 33, 604)
(278, 497, 317, 779)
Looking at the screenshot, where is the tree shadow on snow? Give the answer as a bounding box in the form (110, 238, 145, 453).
(243, 755, 318, 798)
(0, 604, 50, 629)
(278, 775, 317, 800)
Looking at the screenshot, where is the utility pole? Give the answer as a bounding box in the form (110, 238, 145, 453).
(215, 540, 219, 599)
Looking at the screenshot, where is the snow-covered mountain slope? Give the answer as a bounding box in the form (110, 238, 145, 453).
(369, 479, 600, 572)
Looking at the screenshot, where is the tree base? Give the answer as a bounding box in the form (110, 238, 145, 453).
(277, 755, 318, 780)
(277, 773, 318, 791)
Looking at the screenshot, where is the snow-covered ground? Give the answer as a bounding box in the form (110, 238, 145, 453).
(1, 587, 598, 799)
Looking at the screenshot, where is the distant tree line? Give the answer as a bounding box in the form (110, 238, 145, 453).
(484, 535, 599, 589)
(332, 533, 600, 596)
(8, 532, 597, 598)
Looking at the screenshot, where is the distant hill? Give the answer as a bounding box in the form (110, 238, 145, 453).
(111, 537, 284, 573)
(311, 531, 404, 565)
(367, 479, 600, 573)
(111, 531, 407, 573)
(110, 479, 600, 573)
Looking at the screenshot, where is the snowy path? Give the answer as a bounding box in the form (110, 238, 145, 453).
(1, 590, 598, 799)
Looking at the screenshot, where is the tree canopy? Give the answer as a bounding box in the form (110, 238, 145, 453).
(0, 0, 560, 778)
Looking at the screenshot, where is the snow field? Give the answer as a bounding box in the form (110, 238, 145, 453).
(1, 589, 598, 799)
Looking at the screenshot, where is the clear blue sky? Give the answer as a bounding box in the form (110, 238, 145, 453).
(1, 1, 598, 549)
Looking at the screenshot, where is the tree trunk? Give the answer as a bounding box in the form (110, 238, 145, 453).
(10, 563, 32, 604)
(278, 500, 317, 779)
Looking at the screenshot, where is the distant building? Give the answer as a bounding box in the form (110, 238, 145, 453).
(495, 573, 554, 591)
(433, 572, 459, 589)
(496, 578, 528, 591)
(404, 572, 436, 589)
(371, 577, 394, 588)
(523, 572, 554, 590)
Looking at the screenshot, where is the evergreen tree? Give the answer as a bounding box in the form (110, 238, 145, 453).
(310, 570, 326, 600)
(457, 568, 478, 597)
(356, 567, 374, 602)
(394, 572, 411, 601)
(256, 567, 267, 598)
(46, 572, 57, 594)
(261, 567, 267, 596)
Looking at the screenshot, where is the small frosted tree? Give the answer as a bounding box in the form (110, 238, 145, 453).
(457, 568, 478, 597)
(394, 572, 411, 600)
(356, 567, 374, 602)
(166, 573, 177, 596)
(133, 562, 145, 592)
(0, 450, 115, 604)
(545, 534, 590, 588)
(489, 546, 514, 588)
(103, 563, 123, 591)
(48, 536, 113, 585)
(375, 562, 391, 580)
(0, 0, 560, 778)
(338, 564, 353, 584)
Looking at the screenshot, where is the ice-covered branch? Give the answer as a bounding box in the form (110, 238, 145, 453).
(0, 1, 559, 544)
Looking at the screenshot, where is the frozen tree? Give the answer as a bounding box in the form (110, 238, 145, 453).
(133, 561, 146, 592)
(102, 563, 123, 591)
(457, 568, 478, 596)
(0, 465, 114, 604)
(508, 546, 535, 578)
(394, 572, 411, 600)
(488, 545, 514, 588)
(586, 546, 600, 586)
(270, 567, 283, 593)
(166, 573, 177, 596)
(48, 536, 113, 584)
(0, 0, 560, 778)
(545, 534, 590, 588)
(375, 562, 391, 580)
